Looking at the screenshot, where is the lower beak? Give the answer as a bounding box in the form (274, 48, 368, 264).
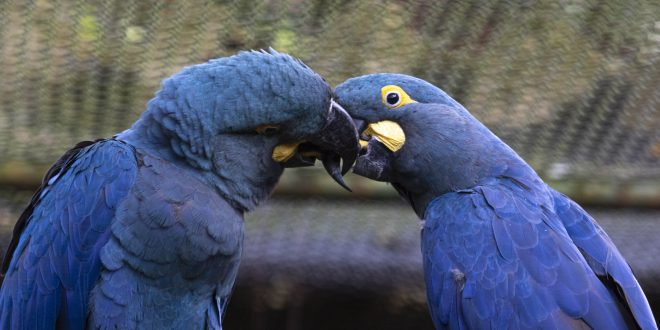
(353, 137, 395, 181)
(275, 101, 360, 191)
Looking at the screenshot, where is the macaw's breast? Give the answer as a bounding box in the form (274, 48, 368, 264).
(89, 151, 244, 329)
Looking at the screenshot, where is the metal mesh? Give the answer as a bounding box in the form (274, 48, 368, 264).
(0, 0, 658, 180)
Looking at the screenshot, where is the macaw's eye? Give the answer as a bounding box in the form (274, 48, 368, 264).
(381, 85, 416, 109)
(385, 92, 401, 107)
(256, 124, 280, 135)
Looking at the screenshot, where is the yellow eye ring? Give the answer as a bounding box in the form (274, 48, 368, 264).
(381, 85, 416, 108)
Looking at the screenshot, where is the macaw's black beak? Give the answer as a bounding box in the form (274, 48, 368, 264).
(279, 101, 359, 191)
(353, 138, 394, 182)
(309, 100, 360, 190)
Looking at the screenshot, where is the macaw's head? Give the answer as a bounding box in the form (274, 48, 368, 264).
(335, 73, 517, 216)
(121, 50, 359, 211)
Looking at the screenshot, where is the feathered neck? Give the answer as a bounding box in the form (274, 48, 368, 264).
(116, 96, 282, 213)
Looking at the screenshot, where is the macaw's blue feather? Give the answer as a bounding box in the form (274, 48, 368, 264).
(0, 140, 138, 330)
(422, 172, 654, 329)
(552, 190, 657, 329)
(81, 148, 246, 329)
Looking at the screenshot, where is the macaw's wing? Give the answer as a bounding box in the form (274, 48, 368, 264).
(0, 139, 138, 330)
(552, 189, 657, 330)
(422, 174, 650, 329)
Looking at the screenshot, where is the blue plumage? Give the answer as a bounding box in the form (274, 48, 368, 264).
(423, 171, 652, 329)
(335, 73, 656, 329)
(1, 140, 137, 329)
(0, 50, 358, 328)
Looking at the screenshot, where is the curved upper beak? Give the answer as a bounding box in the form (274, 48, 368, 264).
(307, 100, 360, 190)
(275, 100, 360, 191)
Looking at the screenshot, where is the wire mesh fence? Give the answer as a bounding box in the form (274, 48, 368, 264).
(0, 0, 658, 180)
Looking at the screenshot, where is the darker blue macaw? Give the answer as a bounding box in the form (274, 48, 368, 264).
(0, 50, 358, 329)
(335, 73, 657, 329)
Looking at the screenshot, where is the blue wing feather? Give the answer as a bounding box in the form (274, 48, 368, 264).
(422, 164, 656, 329)
(552, 189, 657, 330)
(0, 140, 138, 329)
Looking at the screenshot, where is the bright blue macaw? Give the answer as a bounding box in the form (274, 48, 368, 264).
(335, 73, 657, 329)
(0, 50, 358, 329)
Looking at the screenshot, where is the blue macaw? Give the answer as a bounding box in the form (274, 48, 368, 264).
(0, 50, 358, 329)
(335, 73, 657, 329)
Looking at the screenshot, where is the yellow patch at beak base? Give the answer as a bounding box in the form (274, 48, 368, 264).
(363, 121, 405, 152)
(272, 141, 302, 162)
